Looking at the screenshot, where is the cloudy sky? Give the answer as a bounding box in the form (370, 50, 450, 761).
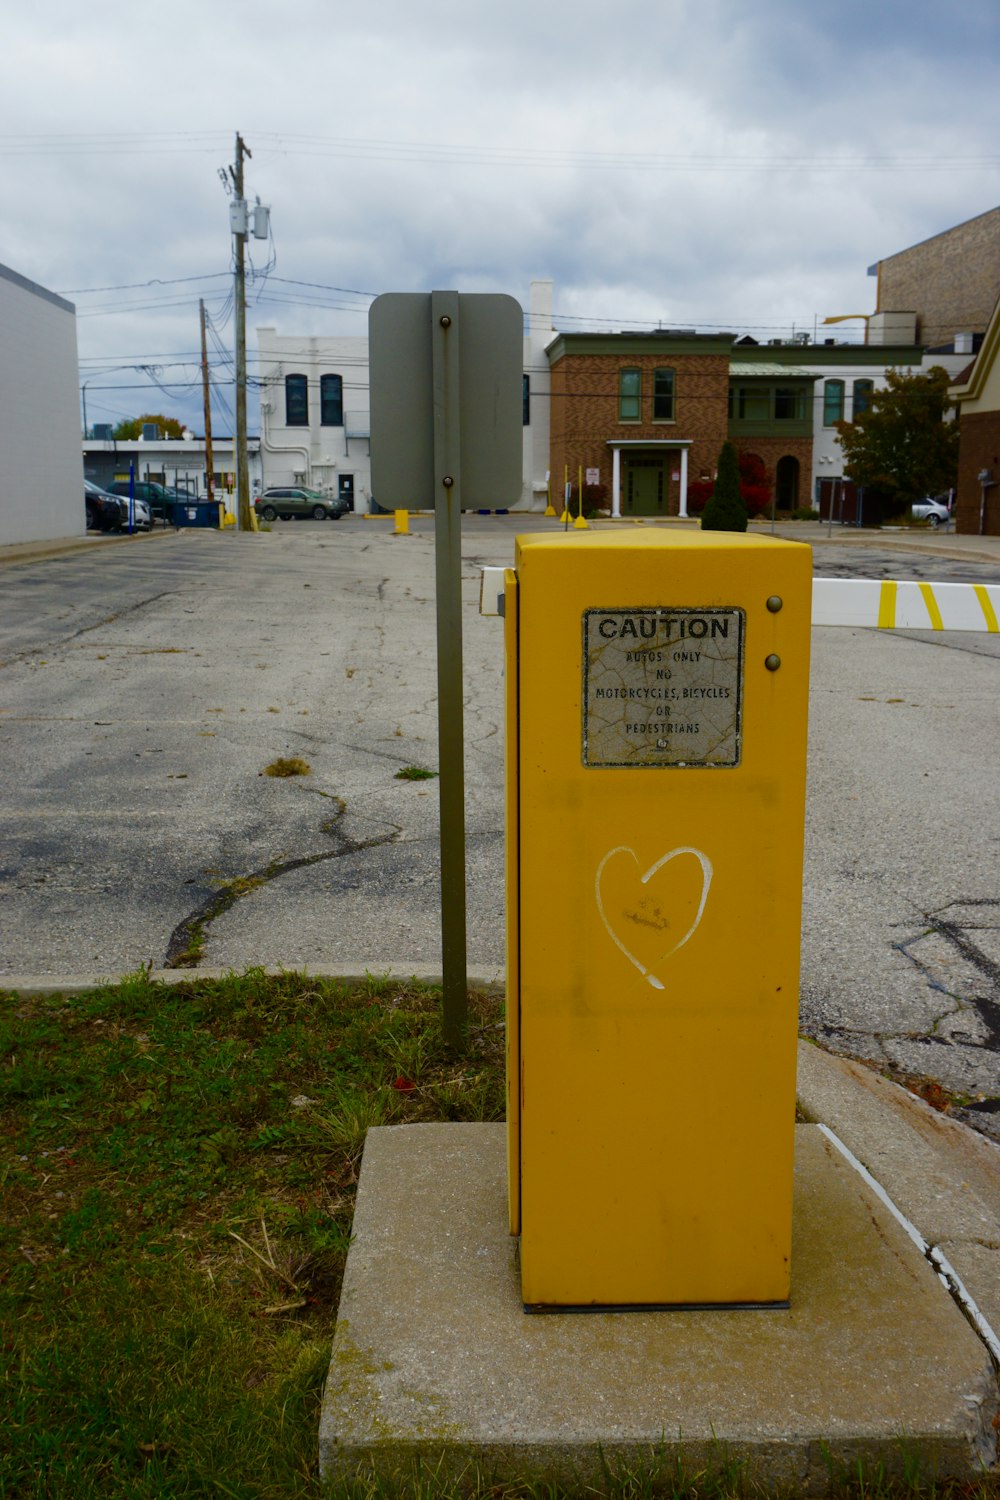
(2, 0, 999, 436)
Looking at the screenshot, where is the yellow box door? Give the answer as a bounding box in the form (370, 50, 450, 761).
(509, 531, 811, 1310)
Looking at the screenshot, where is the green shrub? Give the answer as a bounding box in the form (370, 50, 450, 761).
(700, 442, 748, 533)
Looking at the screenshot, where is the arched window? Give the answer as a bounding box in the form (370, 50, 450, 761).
(285, 374, 308, 427)
(823, 380, 845, 426)
(852, 379, 874, 417)
(320, 374, 343, 426)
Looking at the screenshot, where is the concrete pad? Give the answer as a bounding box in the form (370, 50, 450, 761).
(319, 1123, 997, 1492)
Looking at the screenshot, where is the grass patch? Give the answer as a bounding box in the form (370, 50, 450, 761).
(264, 757, 311, 778)
(0, 970, 503, 1497)
(394, 766, 437, 782)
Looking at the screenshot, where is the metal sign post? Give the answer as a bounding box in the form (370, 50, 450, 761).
(370, 291, 522, 1047)
(431, 292, 467, 1047)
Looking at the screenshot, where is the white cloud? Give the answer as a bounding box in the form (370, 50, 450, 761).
(1, 0, 998, 431)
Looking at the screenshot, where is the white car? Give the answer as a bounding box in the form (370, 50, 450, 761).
(120, 494, 152, 531)
(911, 496, 952, 527)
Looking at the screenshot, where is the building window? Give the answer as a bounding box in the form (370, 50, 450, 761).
(522, 374, 530, 426)
(285, 373, 309, 427)
(774, 387, 806, 420)
(823, 380, 845, 426)
(733, 386, 770, 421)
(320, 374, 344, 426)
(618, 368, 641, 421)
(652, 367, 675, 421)
(853, 379, 873, 417)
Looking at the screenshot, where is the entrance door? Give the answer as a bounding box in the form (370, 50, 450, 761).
(775, 456, 800, 511)
(338, 474, 355, 510)
(624, 456, 666, 516)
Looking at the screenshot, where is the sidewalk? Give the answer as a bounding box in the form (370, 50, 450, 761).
(786, 520, 1000, 567)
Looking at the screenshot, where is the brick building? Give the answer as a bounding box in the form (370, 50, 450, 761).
(870, 205, 1000, 348)
(547, 333, 733, 518)
(547, 330, 939, 519)
(951, 294, 1000, 536)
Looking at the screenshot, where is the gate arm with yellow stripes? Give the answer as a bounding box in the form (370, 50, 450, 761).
(811, 578, 1000, 632)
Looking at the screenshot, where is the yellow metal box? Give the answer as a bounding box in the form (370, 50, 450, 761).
(505, 531, 812, 1310)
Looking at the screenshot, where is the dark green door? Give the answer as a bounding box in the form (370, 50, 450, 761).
(624, 457, 666, 516)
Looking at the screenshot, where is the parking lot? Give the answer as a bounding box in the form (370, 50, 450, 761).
(2, 515, 999, 1135)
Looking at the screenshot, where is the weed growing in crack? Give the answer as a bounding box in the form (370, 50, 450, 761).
(394, 765, 437, 781)
(263, 757, 311, 778)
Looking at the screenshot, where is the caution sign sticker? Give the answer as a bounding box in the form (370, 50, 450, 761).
(582, 607, 744, 768)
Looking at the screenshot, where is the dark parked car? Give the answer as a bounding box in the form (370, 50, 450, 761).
(84, 479, 128, 533)
(253, 487, 348, 522)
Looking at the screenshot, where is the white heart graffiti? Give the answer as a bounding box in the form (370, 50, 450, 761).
(595, 845, 714, 991)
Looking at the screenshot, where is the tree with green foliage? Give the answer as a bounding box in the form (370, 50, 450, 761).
(700, 441, 748, 532)
(112, 412, 186, 440)
(835, 366, 958, 509)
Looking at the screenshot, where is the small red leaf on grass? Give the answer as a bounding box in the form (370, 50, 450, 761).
(392, 1076, 415, 1093)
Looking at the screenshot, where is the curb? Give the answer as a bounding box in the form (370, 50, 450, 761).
(0, 525, 182, 568)
(0, 965, 505, 996)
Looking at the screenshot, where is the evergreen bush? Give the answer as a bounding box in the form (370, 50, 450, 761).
(700, 442, 748, 532)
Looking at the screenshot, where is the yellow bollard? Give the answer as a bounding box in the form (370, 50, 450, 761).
(506, 530, 811, 1309)
(393, 509, 410, 535)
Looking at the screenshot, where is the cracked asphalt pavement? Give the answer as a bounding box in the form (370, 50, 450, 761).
(2, 517, 999, 1138)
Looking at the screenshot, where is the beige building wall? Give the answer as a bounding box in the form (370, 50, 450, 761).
(874, 206, 1000, 346)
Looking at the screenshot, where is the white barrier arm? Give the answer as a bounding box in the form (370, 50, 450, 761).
(482, 570, 1000, 633)
(812, 578, 1000, 632)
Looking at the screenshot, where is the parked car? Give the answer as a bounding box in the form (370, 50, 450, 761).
(84, 479, 128, 533)
(106, 479, 173, 523)
(119, 493, 152, 531)
(911, 495, 952, 527)
(253, 487, 349, 522)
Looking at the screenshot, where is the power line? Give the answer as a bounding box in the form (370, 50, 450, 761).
(5, 128, 997, 175)
(60, 272, 231, 295)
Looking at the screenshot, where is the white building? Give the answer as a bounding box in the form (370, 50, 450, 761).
(255, 281, 556, 512)
(0, 262, 82, 547)
(256, 328, 370, 509)
(808, 312, 974, 495)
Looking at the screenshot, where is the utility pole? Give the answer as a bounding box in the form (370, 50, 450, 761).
(229, 132, 252, 531)
(199, 300, 215, 507)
